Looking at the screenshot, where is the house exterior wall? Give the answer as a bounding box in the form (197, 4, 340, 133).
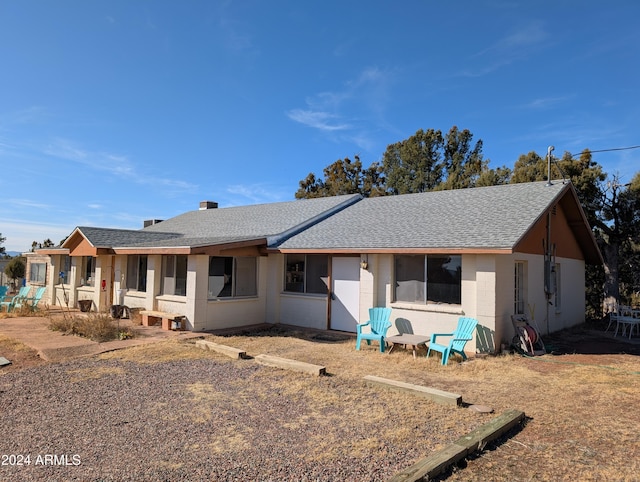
(50, 253, 72, 309)
(361, 251, 588, 355)
(197, 255, 269, 331)
(548, 256, 585, 332)
(268, 253, 330, 330)
(279, 293, 328, 329)
(36, 248, 587, 353)
(265, 254, 283, 325)
(372, 253, 468, 348)
(494, 253, 586, 346)
(359, 256, 376, 324)
(65, 256, 88, 309)
(24, 252, 51, 305)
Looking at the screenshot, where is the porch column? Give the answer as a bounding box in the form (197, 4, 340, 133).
(146, 255, 162, 311)
(474, 255, 497, 354)
(46, 255, 58, 307)
(69, 257, 81, 308)
(186, 255, 209, 331)
(95, 255, 114, 312)
(359, 254, 376, 324)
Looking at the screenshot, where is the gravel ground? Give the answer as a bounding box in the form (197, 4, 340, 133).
(0, 356, 474, 482)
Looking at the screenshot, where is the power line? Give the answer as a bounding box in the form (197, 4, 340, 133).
(570, 145, 640, 158)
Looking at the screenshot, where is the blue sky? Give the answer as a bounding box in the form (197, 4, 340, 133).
(1, 1, 639, 252)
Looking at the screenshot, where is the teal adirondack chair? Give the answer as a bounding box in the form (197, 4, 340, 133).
(0, 286, 32, 313)
(356, 307, 392, 353)
(0, 286, 8, 302)
(13, 286, 46, 312)
(427, 316, 478, 365)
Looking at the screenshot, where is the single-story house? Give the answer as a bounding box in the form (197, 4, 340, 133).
(32, 180, 602, 354)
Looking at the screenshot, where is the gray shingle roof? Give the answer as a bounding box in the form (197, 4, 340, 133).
(75, 194, 361, 249)
(75, 227, 182, 248)
(275, 181, 571, 250)
(69, 181, 600, 263)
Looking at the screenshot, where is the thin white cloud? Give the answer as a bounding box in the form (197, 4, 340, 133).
(88, 204, 102, 209)
(463, 21, 551, 77)
(286, 66, 393, 152)
(0, 218, 74, 252)
(225, 183, 289, 205)
(477, 21, 549, 57)
(0, 106, 50, 127)
(522, 95, 573, 110)
(8, 198, 51, 210)
(287, 109, 350, 131)
(43, 138, 197, 192)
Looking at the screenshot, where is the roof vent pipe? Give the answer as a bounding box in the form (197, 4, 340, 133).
(200, 201, 218, 210)
(545, 146, 555, 186)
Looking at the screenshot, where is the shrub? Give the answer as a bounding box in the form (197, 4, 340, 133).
(49, 313, 133, 342)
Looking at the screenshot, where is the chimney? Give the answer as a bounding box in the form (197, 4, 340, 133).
(199, 201, 218, 210)
(143, 219, 164, 228)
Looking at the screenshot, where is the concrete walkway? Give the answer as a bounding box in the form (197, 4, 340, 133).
(0, 312, 204, 362)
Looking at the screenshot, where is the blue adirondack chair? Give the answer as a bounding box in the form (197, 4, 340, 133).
(427, 316, 478, 365)
(0, 286, 32, 313)
(356, 307, 392, 353)
(14, 286, 46, 312)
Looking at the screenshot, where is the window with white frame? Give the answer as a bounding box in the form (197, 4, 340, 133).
(394, 254, 462, 305)
(162, 255, 187, 296)
(82, 257, 96, 287)
(284, 254, 328, 294)
(208, 256, 257, 299)
(126, 255, 148, 292)
(514, 261, 527, 315)
(30, 263, 47, 284)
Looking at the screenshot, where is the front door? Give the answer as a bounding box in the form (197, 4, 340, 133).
(330, 257, 360, 332)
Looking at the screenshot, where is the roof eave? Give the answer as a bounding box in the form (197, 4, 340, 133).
(272, 247, 514, 255)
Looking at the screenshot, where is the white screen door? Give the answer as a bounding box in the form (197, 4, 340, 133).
(330, 257, 360, 332)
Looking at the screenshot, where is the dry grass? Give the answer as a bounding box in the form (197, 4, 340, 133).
(0, 303, 50, 319)
(100, 338, 229, 363)
(59, 326, 640, 479)
(66, 365, 126, 382)
(49, 313, 135, 342)
(0, 333, 32, 352)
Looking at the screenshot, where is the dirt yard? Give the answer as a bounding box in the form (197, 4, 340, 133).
(0, 321, 639, 481)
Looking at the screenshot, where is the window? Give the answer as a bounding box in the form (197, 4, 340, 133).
(284, 254, 328, 294)
(394, 255, 461, 305)
(126, 255, 147, 292)
(82, 257, 95, 287)
(514, 261, 526, 315)
(58, 255, 70, 284)
(30, 263, 47, 284)
(208, 256, 257, 298)
(162, 255, 187, 296)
